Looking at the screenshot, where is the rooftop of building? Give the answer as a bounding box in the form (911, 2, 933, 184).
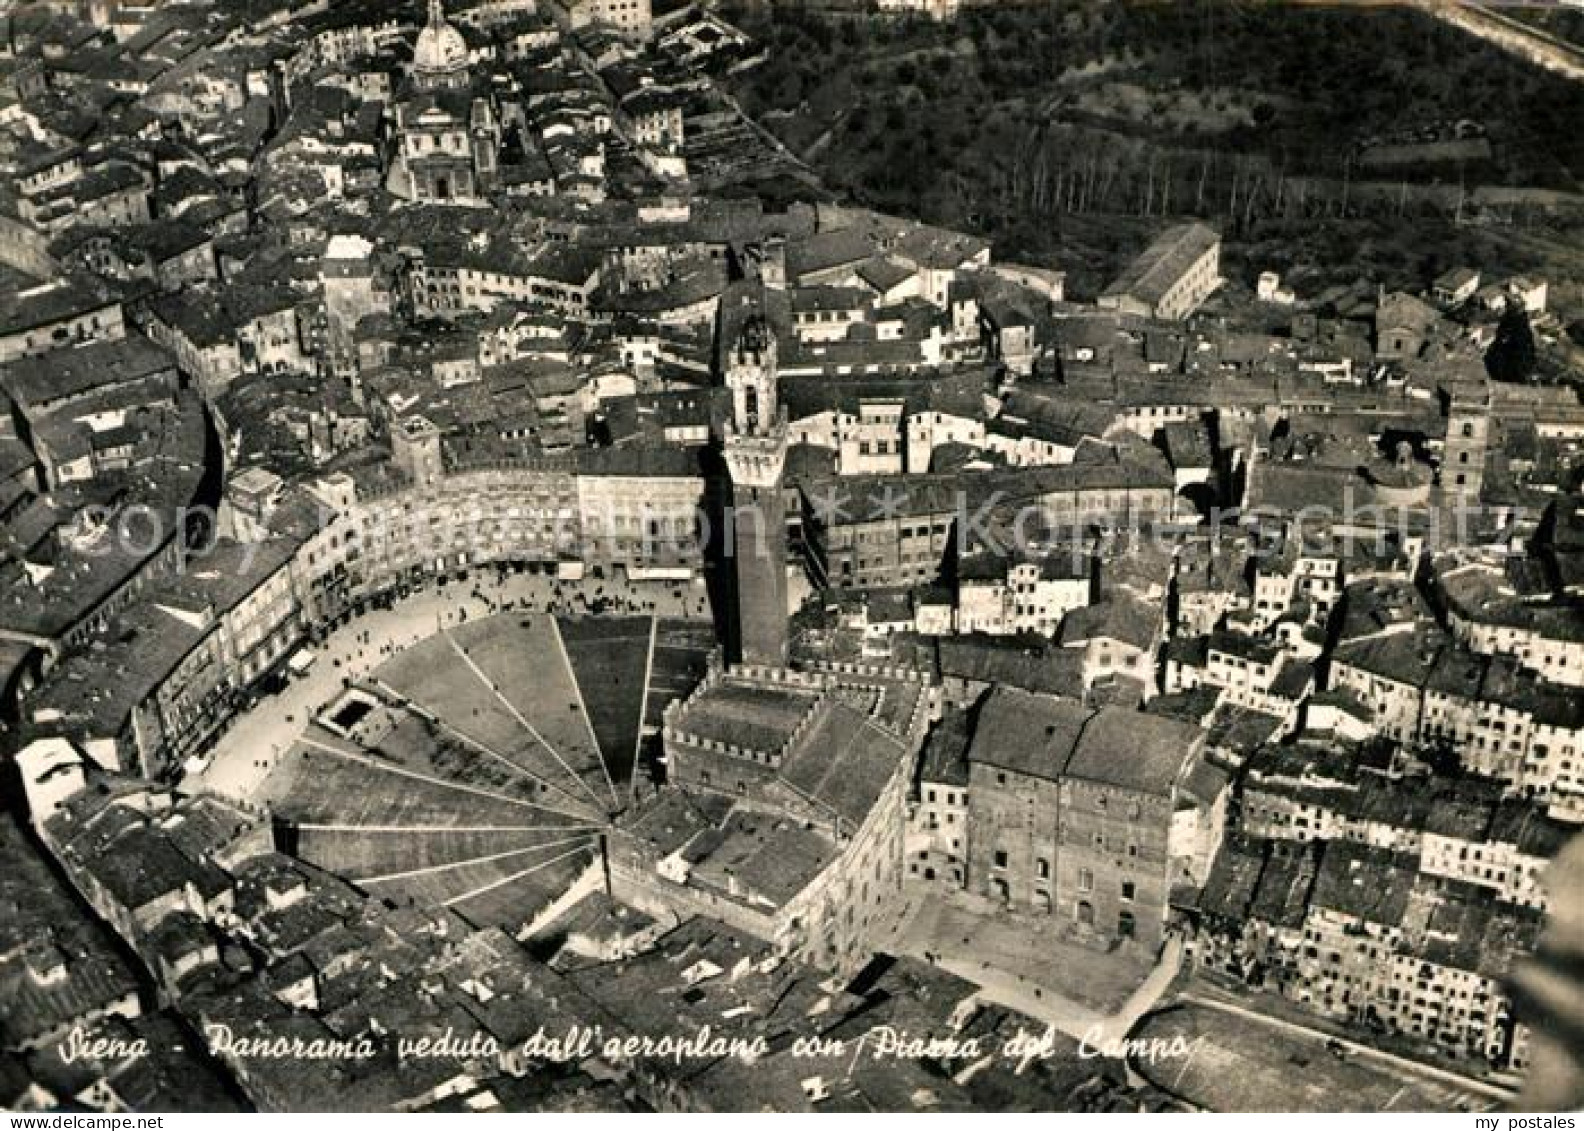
(0, 813, 141, 1050)
(686, 807, 836, 909)
(1056, 591, 1159, 651)
(936, 633, 1086, 699)
(0, 333, 175, 410)
(1099, 223, 1219, 308)
(1065, 706, 1203, 796)
(919, 704, 974, 788)
(778, 699, 910, 829)
(964, 687, 1200, 796)
(1332, 624, 1448, 687)
(965, 686, 1089, 782)
(668, 675, 820, 756)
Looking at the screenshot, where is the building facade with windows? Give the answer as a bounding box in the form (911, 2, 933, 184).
(960, 688, 1214, 951)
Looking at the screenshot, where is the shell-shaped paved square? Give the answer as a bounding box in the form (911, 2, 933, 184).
(255, 613, 710, 933)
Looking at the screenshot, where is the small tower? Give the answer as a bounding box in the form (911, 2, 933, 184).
(392, 415, 443, 486)
(759, 237, 787, 291)
(470, 98, 500, 190)
(722, 309, 789, 667)
(1443, 380, 1491, 499)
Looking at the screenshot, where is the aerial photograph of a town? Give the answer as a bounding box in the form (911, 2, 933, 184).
(0, 0, 1582, 1116)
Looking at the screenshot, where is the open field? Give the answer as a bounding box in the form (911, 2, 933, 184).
(358, 836, 596, 910)
(296, 827, 598, 882)
(729, 2, 1584, 188)
(375, 634, 536, 755)
(359, 709, 582, 811)
(423, 728, 595, 810)
(254, 731, 571, 830)
(240, 610, 722, 932)
(265, 611, 696, 834)
(556, 615, 652, 791)
(645, 619, 716, 727)
(891, 892, 1154, 1020)
(452, 617, 616, 811)
(374, 652, 602, 816)
(447, 846, 596, 933)
(1134, 1001, 1494, 1112)
(1499, 3, 1584, 50)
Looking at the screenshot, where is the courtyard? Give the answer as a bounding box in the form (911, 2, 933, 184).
(887, 889, 1166, 1040)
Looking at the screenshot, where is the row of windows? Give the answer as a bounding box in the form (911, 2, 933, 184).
(990, 851, 1139, 899)
(794, 308, 860, 324)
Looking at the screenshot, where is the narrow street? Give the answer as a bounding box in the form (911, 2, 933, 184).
(888, 890, 1181, 1051)
(1175, 988, 1519, 1104)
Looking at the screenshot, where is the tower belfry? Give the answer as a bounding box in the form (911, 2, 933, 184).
(727, 311, 778, 435)
(722, 302, 789, 667)
(1443, 377, 1490, 500)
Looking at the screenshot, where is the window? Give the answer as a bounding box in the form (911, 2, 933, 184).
(1036, 858, 1050, 880)
(1078, 868, 1093, 892)
(1122, 881, 1135, 902)
(994, 850, 1008, 868)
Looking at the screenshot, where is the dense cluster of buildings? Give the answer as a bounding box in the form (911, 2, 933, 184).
(1198, 832, 1541, 1069)
(907, 689, 1225, 952)
(0, 0, 1579, 1112)
(8, 720, 1174, 1111)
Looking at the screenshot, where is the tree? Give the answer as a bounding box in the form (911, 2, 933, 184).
(1486, 302, 1538, 383)
(1422, 736, 1463, 779)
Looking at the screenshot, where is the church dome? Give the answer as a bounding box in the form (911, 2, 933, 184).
(413, 0, 468, 80)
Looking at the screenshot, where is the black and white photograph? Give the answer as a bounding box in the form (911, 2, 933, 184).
(0, 0, 1582, 1116)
